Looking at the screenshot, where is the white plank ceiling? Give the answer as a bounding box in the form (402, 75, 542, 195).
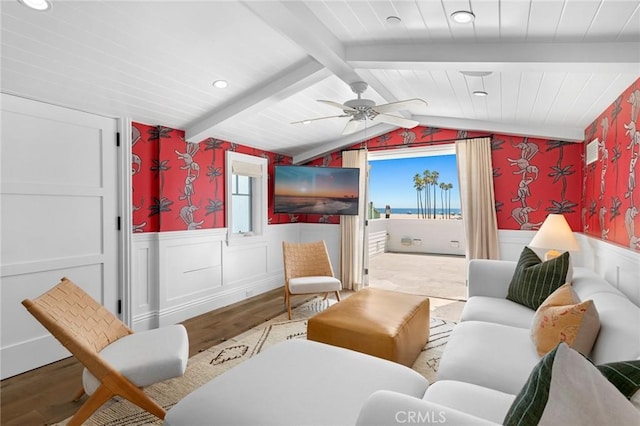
(1, 0, 639, 162)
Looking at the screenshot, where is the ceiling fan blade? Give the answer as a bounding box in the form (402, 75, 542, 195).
(291, 115, 349, 125)
(342, 119, 365, 135)
(318, 100, 358, 112)
(373, 98, 427, 114)
(373, 113, 419, 129)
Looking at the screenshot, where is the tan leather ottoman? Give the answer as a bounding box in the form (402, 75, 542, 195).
(307, 288, 430, 366)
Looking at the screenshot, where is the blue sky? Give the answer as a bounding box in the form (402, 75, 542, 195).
(368, 154, 460, 209)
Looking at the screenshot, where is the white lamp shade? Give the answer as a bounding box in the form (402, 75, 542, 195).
(529, 214, 580, 252)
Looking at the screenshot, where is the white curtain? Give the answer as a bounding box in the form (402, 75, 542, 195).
(340, 149, 367, 291)
(456, 137, 500, 260)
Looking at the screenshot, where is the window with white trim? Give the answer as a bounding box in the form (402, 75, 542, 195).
(225, 151, 267, 242)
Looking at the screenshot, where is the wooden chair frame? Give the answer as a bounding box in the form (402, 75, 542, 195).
(22, 277, 167, 425)
(282, 240, 341, 319)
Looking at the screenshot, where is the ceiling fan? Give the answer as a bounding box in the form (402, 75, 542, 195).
(292, 81, 427, 135)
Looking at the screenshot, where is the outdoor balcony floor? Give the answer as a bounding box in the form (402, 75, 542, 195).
(368, 252, 467, 322)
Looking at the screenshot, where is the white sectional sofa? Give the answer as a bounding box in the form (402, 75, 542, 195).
(412, 259, 640, 424)
(166, 259, 640, 425)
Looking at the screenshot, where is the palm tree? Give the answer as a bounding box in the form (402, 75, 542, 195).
(413, 174, 424, 218)
(447, 183, 453, 218)
(423, 170, 432, 218)
(431, 171, 439, 219)
(439, 182, 447, 219)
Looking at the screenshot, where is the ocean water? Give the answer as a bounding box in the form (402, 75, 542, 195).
(375, 207, 462, 216)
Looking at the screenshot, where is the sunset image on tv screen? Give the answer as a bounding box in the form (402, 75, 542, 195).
(274, 166, 359, 215)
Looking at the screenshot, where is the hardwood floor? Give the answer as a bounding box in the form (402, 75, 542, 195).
(0, 288, 313, 426)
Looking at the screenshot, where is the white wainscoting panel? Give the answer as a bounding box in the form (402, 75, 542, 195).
(131, 224, 304, 330)
(131, 234, 158, 330)
(224, 243, 267, 285)
(498, 229, 589, 266)
(156, 229, 224, 327)
(498, 230, 640, 306)
(299, 223, 341, 276)
(266, 223, 299, 275)
(578, 234, 640, 306)
(497, 230, 536, 262)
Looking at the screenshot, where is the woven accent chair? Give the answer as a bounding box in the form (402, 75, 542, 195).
(282, 240, 342, 319)
(22, 277, 189, 426)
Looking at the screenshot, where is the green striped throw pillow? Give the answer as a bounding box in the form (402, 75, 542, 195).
(597, 361, 640, 400)
(504, 343, 639, 426)
(507, 247, 570, 310)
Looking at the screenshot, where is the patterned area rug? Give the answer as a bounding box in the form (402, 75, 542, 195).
(56, 298, 456, 426)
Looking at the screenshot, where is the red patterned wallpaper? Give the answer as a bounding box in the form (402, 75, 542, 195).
(131, 123, 292, 233)
(133, 77, 638, 244)
(583, 77, 640, 251)
(302, 127, 583, 231)
(492, 136, 582, 231)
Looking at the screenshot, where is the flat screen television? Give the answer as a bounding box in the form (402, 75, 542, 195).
(273, 165, 360, 215)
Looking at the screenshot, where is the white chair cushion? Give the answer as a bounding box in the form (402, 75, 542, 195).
(288, 276, 341, 294)
(424, 380, 516, 424)
(82, 324, 189, 395)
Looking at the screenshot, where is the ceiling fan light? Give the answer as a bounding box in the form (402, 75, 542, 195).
(212, 80, 228, 89)
(451, 10, 475, 24)
(18, 0, 51, 11)
(473, 90, 488, 97)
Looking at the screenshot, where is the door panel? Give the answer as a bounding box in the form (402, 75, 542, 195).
(0, 94, 119, 379)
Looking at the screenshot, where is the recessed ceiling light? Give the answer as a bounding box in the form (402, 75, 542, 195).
(302, 120, 312, 125)
(18, 0, 51, 11)
(473, 90, 488, 97)
(386, 16, 402, 24)
(451, 10, 475, 24)
(460, 71, 492, 77)
(212, 80, 228, 89)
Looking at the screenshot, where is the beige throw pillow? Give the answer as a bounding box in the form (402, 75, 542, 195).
(531, 283, 600, 357)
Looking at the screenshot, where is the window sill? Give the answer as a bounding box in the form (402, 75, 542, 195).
(226, 232, 266, 247)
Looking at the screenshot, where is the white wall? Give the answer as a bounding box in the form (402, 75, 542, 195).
(130, 223, 339, 330)
(382, 219, 466, 256)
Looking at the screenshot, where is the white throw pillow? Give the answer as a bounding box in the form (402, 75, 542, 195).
(504, 343, 639, 425)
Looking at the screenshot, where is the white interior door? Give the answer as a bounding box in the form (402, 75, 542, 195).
(0, 94, 119, 379)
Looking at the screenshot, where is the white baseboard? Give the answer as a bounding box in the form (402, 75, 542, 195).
(156, 273, 283, 328)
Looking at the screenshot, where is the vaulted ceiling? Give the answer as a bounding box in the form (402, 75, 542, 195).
(2, 0, 639, 162)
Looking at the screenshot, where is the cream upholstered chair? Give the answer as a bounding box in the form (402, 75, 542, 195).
(22, 277, 189, 426)
(282, 240, 342, 319)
